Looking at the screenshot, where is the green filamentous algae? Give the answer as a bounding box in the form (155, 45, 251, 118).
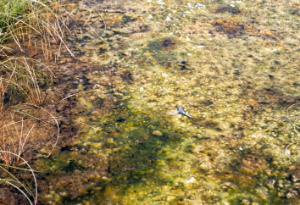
(35, 0, 300, 204)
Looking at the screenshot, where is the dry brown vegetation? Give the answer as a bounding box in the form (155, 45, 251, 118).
(0, 1, 71, 204)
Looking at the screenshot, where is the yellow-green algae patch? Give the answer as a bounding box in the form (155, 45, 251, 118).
(35, 0, 299, 204)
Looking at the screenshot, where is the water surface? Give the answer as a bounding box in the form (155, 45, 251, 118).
(35, 0, 300, 204)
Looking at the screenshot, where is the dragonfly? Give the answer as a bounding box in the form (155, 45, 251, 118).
(176, 106, 192, 118)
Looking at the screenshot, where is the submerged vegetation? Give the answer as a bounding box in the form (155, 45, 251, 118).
(1, 0, 300, 204)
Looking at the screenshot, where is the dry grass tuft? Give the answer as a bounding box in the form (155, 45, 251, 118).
(1, 0, 73, 60)
(0, 105, 60, 204)
(0, 57, 53, 111)
(0, 150, 38, 205)
(0, 0, 70, 110)
(0, 1, 70, 203)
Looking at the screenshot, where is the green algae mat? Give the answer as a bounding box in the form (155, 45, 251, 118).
(35, 0, 300, 204)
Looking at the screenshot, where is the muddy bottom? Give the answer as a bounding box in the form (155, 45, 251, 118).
(32, 0, 299, 204)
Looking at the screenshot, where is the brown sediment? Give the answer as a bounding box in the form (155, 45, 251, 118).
(213, 18, 246, 38)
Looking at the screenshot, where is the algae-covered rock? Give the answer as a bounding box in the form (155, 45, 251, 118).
(152, 130, 163, 136)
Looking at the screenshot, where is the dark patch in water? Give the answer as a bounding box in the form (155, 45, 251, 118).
(255, 88, 300, 108)
(73, 49, 86, 57)
(147, 38, 179, 67)
(202, 120, 222, 131)
(64, 160, 84, 173)
(98, 47, 107, 54)
(293, 82, 300, 88)
(201, 100, 214, 107)
(95, 97, 105, 109)
(268, 74, 275, 80)
(213, 19, 245, 38)
(178, 60, 189, 71)
(289, 8, 300, 16)
(148, 37, 176, 52)
(162, 38, 176, 48)
(233, 69, 240, 76)
(121, 71, 134, 84)
(215, 5, 241, 15)
(3, 86, 26, 107)
(3, 92, 10, 106)
(78, 35, 91, 46)
(139, 24, 150, 33)
(80, 75, 93, 90)
(60, 146, 73, 153)
(116, 117, 126, 123)
(122, 15, 137, 24)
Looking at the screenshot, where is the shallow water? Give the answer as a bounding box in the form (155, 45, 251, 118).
(35, 0, 299, 204)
